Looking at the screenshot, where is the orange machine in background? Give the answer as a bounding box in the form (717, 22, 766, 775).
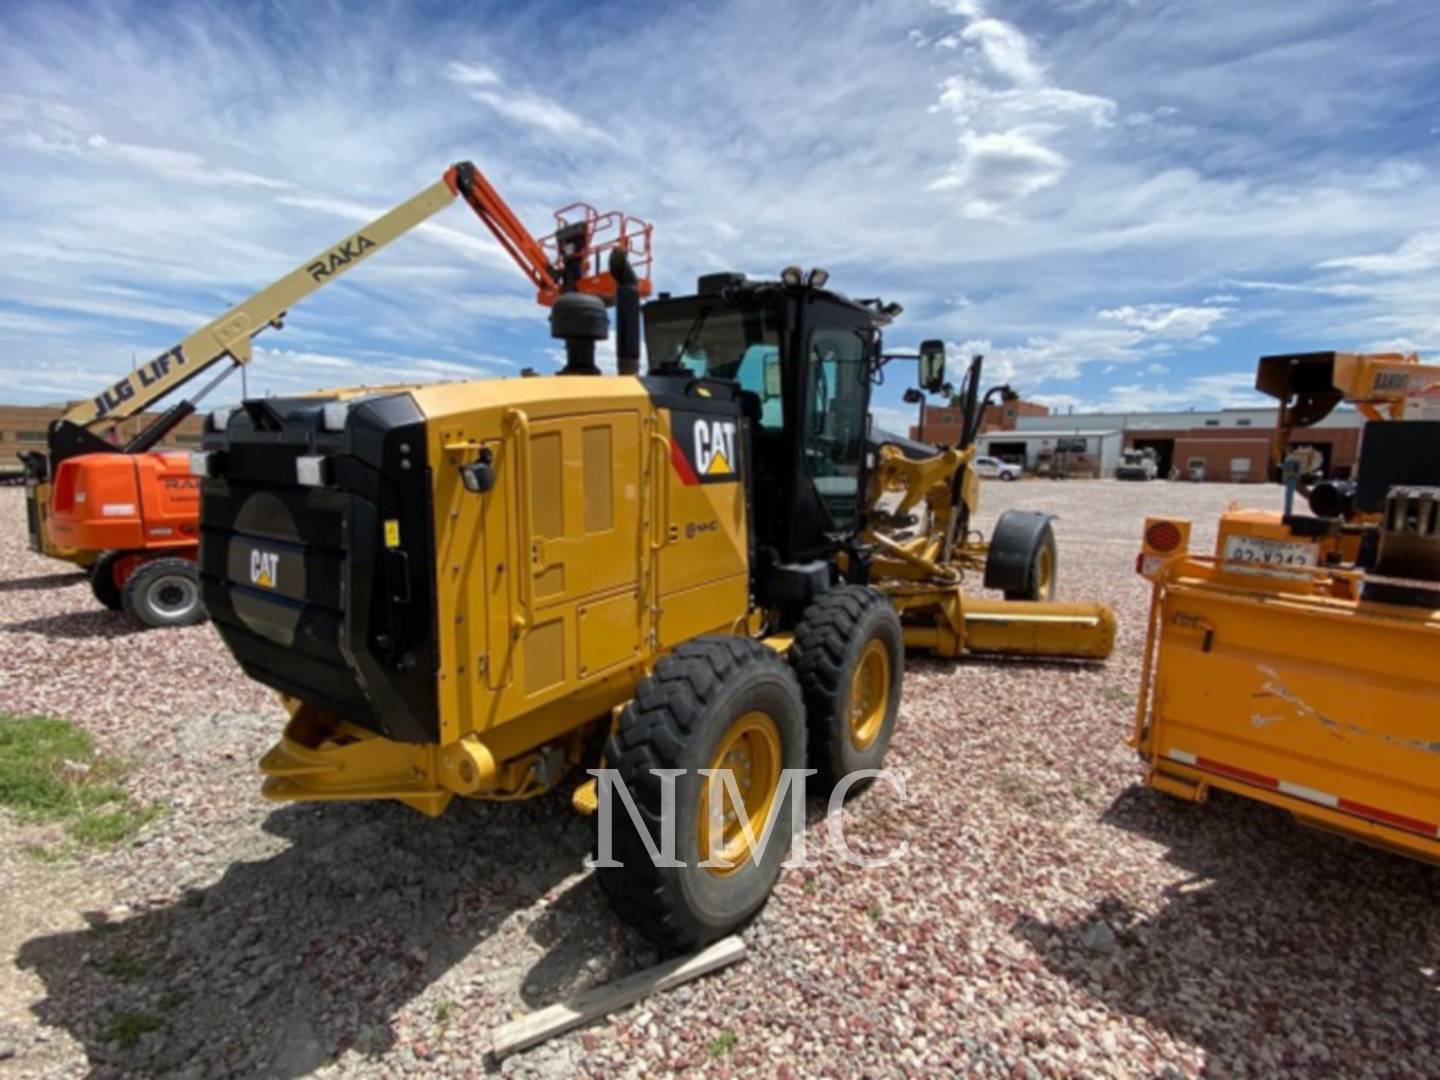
(1132, 350, 1440, 863)
(48, 452, 202, 621)
(22, 159, 652, 627)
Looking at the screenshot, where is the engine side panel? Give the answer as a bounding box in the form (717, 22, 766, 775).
(414, 375, 749, 762)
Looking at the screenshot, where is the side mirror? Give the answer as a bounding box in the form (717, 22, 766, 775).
(919, 339, 947, 394)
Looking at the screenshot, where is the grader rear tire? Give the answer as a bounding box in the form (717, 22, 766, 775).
(597, 636, 806, 953)
(790, 585, 904, 788)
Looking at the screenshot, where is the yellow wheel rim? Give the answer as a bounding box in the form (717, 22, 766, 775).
(848, 639, 891, 751)
(698, 710, 782, 877)
(1034, 545, 1054, 598)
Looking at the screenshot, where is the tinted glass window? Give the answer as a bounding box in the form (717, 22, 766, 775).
(804, 329, 869, 528)
(645, 306, 784, 430)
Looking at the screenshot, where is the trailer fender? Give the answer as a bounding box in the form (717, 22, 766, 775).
(984, 509, 1056, 599)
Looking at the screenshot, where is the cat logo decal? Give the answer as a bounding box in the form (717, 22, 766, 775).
(250, 549, 280, 589)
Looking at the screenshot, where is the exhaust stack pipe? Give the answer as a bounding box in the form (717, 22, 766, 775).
(611, 247, 641, 377)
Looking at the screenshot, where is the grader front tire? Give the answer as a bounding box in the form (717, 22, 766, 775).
(597, 636, 806, 953)
(790, 585, 904, 788)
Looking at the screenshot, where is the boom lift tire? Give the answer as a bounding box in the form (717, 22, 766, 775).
(790, 586, 904, 788)
(597, 636, 806, 953)
(122, 557, 206, 629)
(89, 550, 125, 611)
(984, 510, 1058, 602)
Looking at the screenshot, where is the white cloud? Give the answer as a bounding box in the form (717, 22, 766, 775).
(466, 90, 601, 139)
(252, 347, 358, 370)
(871, 404, 920, 437)
(0, 310, 74, 335)
(925, 2, 1116, 217)
(962, 18, 1045, 86)
(931, 0, 986, 17)
(1099, 303, 1230, 339)
(1033, 371, 1264, 412)
(953, 326, 1148, 386)
(443, 61, 501, 88)
(930, 130, 1067, 216)
(1317, 230, 1440, 275)
(442, 59, 603, 140)
(85, 134, 296, 191)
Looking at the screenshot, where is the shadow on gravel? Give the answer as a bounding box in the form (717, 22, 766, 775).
(2, 609, 146, 639)
(17, 794, 619, 1077)
(1013, 786, 1440, 1072)
(0, 571, 88, 592)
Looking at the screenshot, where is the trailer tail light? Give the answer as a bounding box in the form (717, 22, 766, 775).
(1145, 520, 1185, 553)
(1139, 517, 1191, 578)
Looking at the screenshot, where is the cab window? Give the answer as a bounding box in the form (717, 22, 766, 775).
(645, 305, 784, 430)
(803, 328, 869, 528)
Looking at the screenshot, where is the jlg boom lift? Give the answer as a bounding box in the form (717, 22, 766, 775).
(22, 163, 650, 627)
(1134, 349, 1440, 863)
(194, 190, 1115, 950)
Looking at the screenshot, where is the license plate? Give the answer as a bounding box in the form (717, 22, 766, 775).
(1222, 534, 1318, 575)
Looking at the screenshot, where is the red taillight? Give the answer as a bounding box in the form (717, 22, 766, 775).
(1145, 520, 1183, 553)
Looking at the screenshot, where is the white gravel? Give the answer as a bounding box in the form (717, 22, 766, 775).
(1, 480, 1437, 1078)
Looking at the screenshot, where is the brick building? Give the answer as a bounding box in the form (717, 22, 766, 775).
(909, 398, 1049, 445)
(0, 404, 205, 474)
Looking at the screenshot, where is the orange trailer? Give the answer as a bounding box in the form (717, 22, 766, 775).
(1132, 350, 1440, 863)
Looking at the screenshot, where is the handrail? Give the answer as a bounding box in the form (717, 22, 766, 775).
(503, 408, 534, 633)
(650, 432, 671, 551)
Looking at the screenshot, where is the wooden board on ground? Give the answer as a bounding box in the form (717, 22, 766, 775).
(490, 935, 747, 1059)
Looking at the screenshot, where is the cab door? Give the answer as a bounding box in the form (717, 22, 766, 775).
(800, 322, 871, 533)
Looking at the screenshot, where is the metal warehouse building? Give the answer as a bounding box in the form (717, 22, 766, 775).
(975, 428, 1124, 479)
(958, 405, 1363, 482)
(1014, 407, 1363, 481)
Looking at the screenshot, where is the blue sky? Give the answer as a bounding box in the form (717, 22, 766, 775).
(1, 0, 1437, 433)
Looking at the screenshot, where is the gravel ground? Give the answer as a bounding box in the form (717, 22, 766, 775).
(1, 479, 1437, 1078)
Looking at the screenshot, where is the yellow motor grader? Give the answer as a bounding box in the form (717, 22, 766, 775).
(1133, 349, 1440, 864)
(195, 198, 1114, 948)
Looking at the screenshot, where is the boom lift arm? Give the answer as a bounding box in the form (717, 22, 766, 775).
(39, 162, 653, 476)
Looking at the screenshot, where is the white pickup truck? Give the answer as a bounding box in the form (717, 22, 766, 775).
(973, 455, 1022, 481)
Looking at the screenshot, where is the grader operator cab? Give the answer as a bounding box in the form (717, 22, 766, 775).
(197, 245, 1114, 949)
(1133, 349, 1440, 864)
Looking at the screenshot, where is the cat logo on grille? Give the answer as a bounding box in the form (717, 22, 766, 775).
(250, 549, 280, 589)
